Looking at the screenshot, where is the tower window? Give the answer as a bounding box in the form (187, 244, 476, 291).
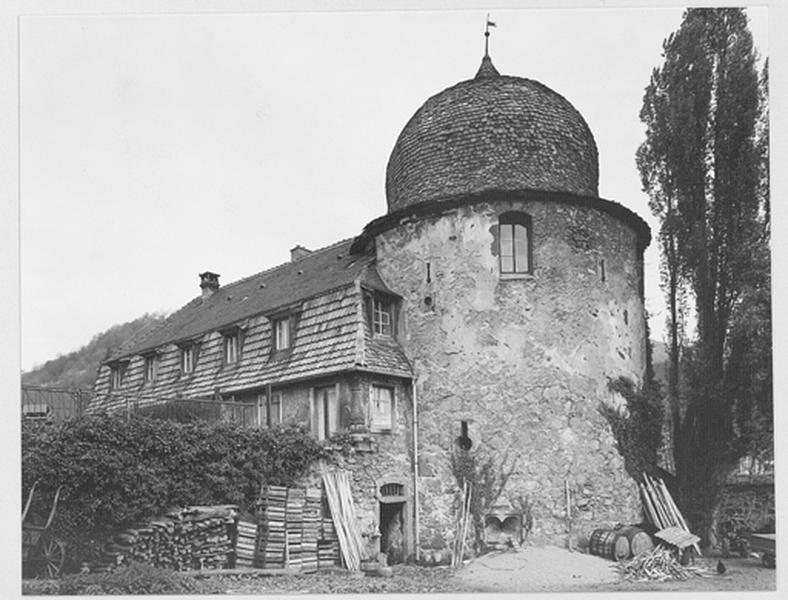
(499, 212, 532, 274)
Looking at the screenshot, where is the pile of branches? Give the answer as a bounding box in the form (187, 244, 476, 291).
(616, 544, 709, 582)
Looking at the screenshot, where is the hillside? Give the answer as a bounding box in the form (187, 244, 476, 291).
(22, 313, 168, 390)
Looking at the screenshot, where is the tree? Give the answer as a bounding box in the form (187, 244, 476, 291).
(637, 8, 770, 543)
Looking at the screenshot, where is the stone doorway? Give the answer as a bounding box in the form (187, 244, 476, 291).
(380, 501, 405, 564)
(377, 479, 409, 564)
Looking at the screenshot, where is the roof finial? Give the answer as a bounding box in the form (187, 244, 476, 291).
(484, 14, 496, 58)
(475, 15, 500, 79)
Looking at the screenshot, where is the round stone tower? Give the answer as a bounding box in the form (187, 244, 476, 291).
(361, 52, 651, 553)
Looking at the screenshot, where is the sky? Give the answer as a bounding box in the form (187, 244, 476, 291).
(15, 2, 770, 372)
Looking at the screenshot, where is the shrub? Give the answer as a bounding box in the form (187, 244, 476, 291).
(22, 414, 330, 569)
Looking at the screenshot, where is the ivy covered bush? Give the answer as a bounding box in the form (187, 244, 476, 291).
(603, 376, 664, 480)
(22, 414, 329, 569)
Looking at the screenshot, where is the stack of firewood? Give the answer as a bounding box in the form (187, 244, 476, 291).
(103, 505, 237, 571)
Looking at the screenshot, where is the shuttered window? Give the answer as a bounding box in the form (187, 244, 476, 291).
(370, 385, 394, 432)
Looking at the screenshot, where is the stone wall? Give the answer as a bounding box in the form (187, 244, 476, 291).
(376, 196, 646, 549)
(715, 481, 775, 535)
(292, 373, 415, 559)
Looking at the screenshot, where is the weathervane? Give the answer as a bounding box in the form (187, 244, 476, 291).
(484, 14, 497, 57)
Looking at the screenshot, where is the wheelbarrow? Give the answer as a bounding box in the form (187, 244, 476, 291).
(22, 481, 66, 578)
(748, 533, 775, 569)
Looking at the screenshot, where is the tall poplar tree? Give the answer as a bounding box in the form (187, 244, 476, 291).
(637, 8, 770, 543)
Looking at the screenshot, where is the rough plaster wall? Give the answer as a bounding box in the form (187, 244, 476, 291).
(376, 200, 646, 548)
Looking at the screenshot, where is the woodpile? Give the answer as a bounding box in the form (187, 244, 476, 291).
(103, 505, 237, 571)
(322, 470, 365, 571)
(639, 472, 701, 556)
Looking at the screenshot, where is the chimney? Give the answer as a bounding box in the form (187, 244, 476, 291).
(290, 245, 312, 262)
(199, 272, 220, 299)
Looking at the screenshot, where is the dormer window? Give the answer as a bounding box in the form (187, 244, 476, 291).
(364, 291, 396, 337)
(373, 297, 392, 336)
(179, 343, 198, 374)
(499, 212, 532, 275)
(143, 354, 158, 383)
(109, 361, 128, 390)
(224, 332, 239, 364)
(274, 317, 291, 351)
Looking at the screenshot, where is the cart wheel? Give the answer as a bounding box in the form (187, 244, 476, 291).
(36, 537, 65, 579)
(762, 552, 775, 569)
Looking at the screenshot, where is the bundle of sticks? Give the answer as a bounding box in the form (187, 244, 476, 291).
(616, 544, 708, 582)
(451, 480, 473, 568)
(639, 472, 701, 556)
(322, 470, 364, 571)
(102, 505, 237, 571)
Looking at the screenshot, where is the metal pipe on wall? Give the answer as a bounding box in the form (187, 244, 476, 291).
(411, 377, 420, 561)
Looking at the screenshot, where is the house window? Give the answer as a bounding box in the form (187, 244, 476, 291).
(373, 297, 393, 335)
(311, 385, 339, 440)
(110, 362, 127, 390)
(370, 385, 394, 432)
(180, 345, 196, 374)
(274, 317, 291, 351)
(267, 392, 283, 427)
(224, 332, 240, 364)
(499, 212, 532, 274)
(143, 354, 158, 383)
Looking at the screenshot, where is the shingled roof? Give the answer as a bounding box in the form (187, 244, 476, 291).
(386, 55, 599, 212)
(109, 238, 395, 361)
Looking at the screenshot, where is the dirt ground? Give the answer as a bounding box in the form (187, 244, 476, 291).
(221, 547, 777, 595)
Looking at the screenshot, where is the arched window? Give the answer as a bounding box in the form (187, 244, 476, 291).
(499, 212, 532, 274)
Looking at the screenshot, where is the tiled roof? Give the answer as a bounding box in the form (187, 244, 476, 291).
(386, 55, 599, 212)
(91, 239, 412, 412)
(110, 238, 385, 361)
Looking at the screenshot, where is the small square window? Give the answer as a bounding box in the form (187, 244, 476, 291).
(224, 332, 240, 364)
(373, 297, 392, 336)
(274, 317, 291, 351)
(370, 385, 394, 432)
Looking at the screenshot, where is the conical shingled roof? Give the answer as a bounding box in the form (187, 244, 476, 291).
(385, 55, 599, 212)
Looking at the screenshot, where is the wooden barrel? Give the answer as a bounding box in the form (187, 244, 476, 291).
(619, 526, 654, 557)
(589, 528, 630, 561)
